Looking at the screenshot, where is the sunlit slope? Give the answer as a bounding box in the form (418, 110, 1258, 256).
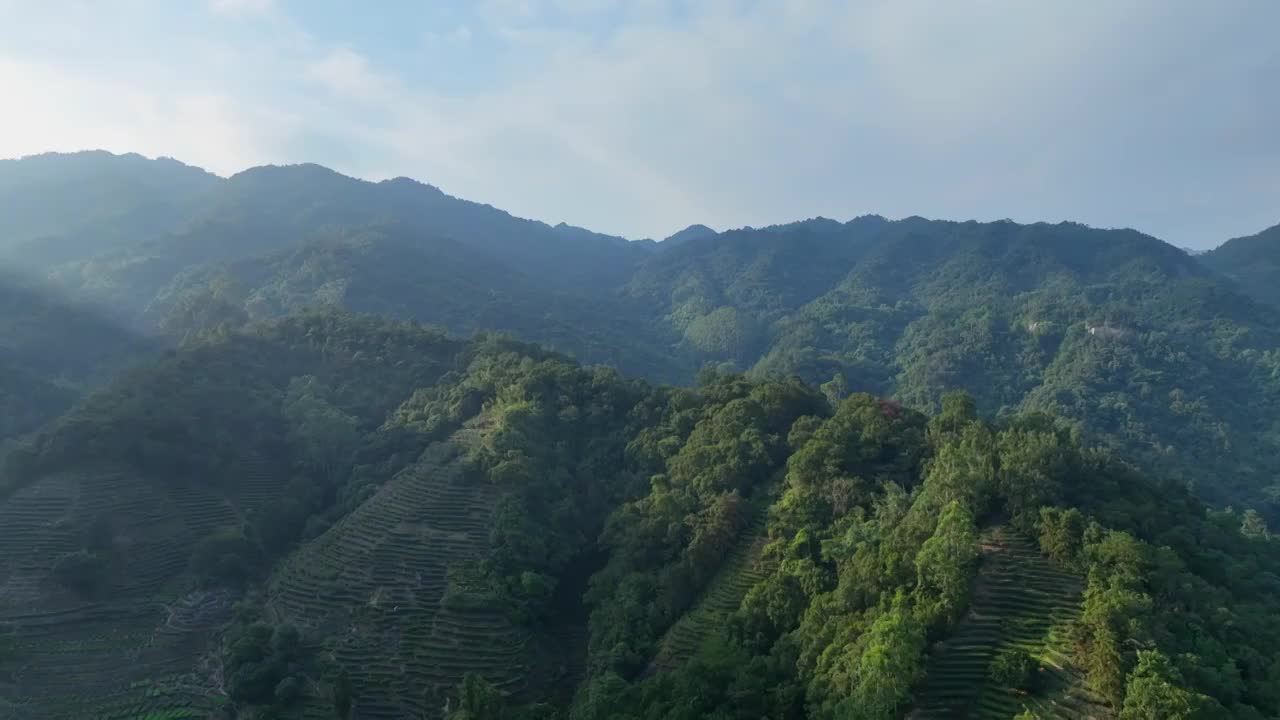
(912, 527, 1109, 720)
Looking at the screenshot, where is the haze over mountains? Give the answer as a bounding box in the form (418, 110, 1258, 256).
(1, 151, 1280, 720)
(5, 151, 1280, 509)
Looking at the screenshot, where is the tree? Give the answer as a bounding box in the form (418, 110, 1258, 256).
(997, 427, 1071, 518)
(927, 391, 978, 445)
(448, 673, 505, 720)
(1038, 507, 1086, 571)
(1120, 651, 1213, 720)
(820, 372, 849, 407)
(832, 601, 926, 720)
(283, 375, 361, 484)
(920, 424, 997, 513)
(914, 500, 980, 626)
(989, 648, 1040, 692)
(223, 621, 309, 709)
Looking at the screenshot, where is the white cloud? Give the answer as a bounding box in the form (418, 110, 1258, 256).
(0, 56, 299, 176)
(305, 48, 396, 103)
(0, 0, 1275, 245)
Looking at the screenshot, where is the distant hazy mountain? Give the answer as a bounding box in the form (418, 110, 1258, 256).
(1, 153, 654, 315)
(0, 151, 218, 265)
(662, 223, 718, 245)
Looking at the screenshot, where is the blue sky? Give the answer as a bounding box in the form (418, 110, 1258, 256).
(0, 0, 1276, 247)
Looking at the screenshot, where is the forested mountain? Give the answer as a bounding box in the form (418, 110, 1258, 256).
(3, 151, 1280, 719)
(628, 217, 1280, 512)
(0, 312, 1277, 720)
(1, 152, 653, 324)
(12, 151, 1280, 512)
(142, 226, 689, 383)
(13, 153, 1276, 517)
(1201, 223, 1280, 310)
(0, 151, 217, 256)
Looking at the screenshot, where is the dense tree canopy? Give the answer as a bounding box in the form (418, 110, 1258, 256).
(2, 152, 1280, 719)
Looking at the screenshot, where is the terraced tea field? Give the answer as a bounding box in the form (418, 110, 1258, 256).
(910, 527, 1110, 720)
(0, 454, 284, 719)
(269, 422, 553, 720)
(645, 504, 771, 675)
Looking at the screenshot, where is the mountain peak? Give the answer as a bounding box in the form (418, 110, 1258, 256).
(228, 162, 353, 183)
(663, 224, 717, 244)
(379, 175, 444, 194)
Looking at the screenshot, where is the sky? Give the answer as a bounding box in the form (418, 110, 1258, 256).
(0, 1, 1276, 248)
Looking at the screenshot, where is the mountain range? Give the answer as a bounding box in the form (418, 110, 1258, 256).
(1, 151, 1279, 720)
(5, 151, 1279, 512)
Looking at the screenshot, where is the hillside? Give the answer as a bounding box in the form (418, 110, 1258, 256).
(1201, 223, 1280, 310)
(0, 311, 1277, 719)
(0, 273, 153, 442)
(911, 527, 1107, 719)
(3, 151, 1280, 718)
(6, 154, 1278, 517)
(627, 217, 1280, 513)
(0, 312, 663, 718)
(141, 228, 691, 383)
(2, 154, 1280, 517)
(571, 391, 1280, 720)
(0, 313, 471, 718)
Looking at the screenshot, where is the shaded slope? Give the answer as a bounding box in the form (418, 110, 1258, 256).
(1201, 223, 1280, 309)
(269, 420, 540, 719)
(0, 274, 153, 441)
(644, 505, 771, 676)
(144, 229, 691, 383)
(0, 464, 279, 719)
(0, 313, 469, 718)
(204, 165, 651, 292)
(0, 150, 217, 265)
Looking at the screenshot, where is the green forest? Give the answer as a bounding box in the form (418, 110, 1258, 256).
(1, 152, 1279, 720)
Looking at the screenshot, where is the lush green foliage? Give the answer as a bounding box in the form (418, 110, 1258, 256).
(4, 152, 1280, 719)
(569, 390, 1280, 720)
(8, 152, 1280, 518)
(2, 306, 1279, 718)
(989, 648, 1040, 692)
(631, 219, 1280, 520)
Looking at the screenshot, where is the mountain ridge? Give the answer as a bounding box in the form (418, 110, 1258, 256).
(0, 203, 1277, 720)
(3, 150, 1280, 519)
